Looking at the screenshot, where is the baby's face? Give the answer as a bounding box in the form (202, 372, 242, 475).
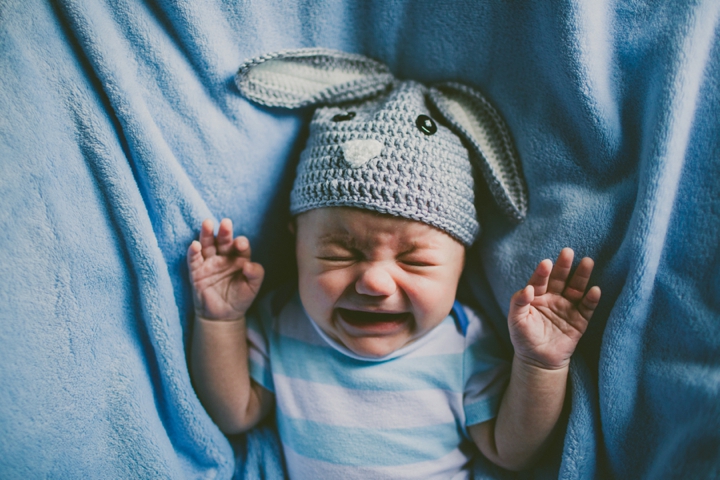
(294, 207, 465, 358)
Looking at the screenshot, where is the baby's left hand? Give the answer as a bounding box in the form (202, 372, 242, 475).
(508, 248, 601, 370)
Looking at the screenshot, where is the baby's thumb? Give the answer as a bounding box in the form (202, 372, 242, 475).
(243, 261, 265, 284)
(508, 285, 533, 320)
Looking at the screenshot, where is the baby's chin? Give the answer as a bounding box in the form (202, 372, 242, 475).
(339, 333, 412, 358)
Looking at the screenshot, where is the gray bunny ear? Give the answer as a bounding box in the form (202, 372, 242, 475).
(429, 82, 528, 222)
(235, 48, 395, 108)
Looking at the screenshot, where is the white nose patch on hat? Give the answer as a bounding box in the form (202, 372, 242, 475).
(341, 139, 383, 168)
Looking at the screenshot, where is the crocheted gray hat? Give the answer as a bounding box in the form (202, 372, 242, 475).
(235, 48, 527, 246)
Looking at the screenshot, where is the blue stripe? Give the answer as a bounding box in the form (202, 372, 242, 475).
(277, 413, 462, 466)
(451, 301, 469, 336)
(463, 333, 509, 377)
(269, 333, 464, 392)
(464, 395, 502, 426)
(248, 360, 274, 393)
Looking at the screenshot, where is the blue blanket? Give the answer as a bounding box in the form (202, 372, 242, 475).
(1, 1, 719, 478)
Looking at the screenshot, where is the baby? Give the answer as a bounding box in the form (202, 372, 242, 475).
(188, 52, 601, 478)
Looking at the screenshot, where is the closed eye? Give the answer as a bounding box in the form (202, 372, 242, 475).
(317, 247, 362, 263)
(402, 261, 435, 267)
(399, 256, 438, 267)
(398, 247, 439, 268)
(318, 256, 356, 262)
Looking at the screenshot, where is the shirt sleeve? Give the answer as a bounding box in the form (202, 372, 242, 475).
(246, 296, 275, 393)
(461, 305, 511, 426)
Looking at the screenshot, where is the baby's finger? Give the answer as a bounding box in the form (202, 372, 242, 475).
(547, 248, 574, 294)
(216, 218, 235, 255)
(577, 286, 602, 321)
(232, 236, 252, 258)
(526, 259, 552, 296)
(563, 257, 594, 303)
(187, 240, 204, 272)
(199, 219, 217, 258)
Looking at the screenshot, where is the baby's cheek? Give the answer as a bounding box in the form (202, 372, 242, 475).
(311, 270, 349, 301)
(410, 275, 457, 316)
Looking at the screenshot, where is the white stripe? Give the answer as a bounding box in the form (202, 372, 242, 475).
(283, 443, 472, 480)
(274, 374, 462, 429)
(401, 319, 466, 358)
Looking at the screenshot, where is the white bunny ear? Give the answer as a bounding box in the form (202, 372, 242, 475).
(429, 82, 528, 222)
(235, 48, 395, 108)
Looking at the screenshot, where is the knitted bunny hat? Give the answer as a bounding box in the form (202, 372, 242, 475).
(235, 48, 527, 246)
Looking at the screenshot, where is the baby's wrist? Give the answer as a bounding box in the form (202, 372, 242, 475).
(510, 356, 569, 396)
(513, 353, 570, 374)
(196, 313, 247, 324)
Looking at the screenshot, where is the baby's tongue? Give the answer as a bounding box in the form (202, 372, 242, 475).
(339, 308, 408, 326)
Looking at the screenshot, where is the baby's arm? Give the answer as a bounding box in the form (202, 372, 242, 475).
(188, 218, 274, 434)
(468, 248, 601, 471)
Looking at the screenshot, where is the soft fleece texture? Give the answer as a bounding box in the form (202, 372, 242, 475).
(1, 1, 719, 478)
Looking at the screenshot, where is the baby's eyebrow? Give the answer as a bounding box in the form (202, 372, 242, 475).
(397, 244, 419, 255)
(403, 240, 436, 253)
(398, 240, 436, 255)
(317, 233, 356, 248)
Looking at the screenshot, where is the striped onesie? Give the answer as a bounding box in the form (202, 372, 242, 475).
(247, 290, 509, 479)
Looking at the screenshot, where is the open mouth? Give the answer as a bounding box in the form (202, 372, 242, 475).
(337, 308, 411, 327)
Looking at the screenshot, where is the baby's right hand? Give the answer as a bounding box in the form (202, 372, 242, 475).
(187, 218, 265, 322)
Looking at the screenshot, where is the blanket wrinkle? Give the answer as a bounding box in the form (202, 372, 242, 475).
(600, 3, 720, 476)
(1, 1, 719, 479)
(563, 1, 621, 163)
(70, 48, 233, 477)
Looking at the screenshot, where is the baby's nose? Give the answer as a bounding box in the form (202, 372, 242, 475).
(355, 264, 396, 296)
